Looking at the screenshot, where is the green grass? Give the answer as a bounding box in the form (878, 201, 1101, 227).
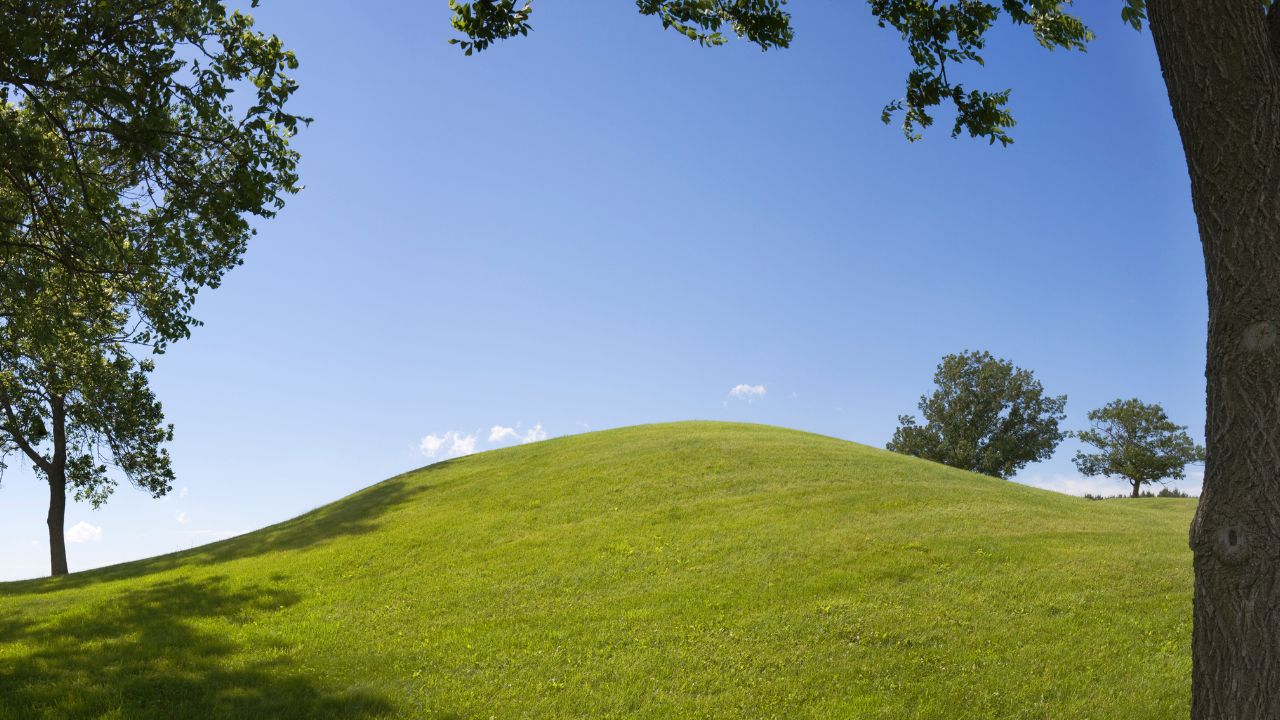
(0, 422, 1193, 719)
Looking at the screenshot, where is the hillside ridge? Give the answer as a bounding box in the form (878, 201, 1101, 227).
(0, 421, 1194, 719)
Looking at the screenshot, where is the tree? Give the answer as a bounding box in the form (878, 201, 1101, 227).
(445, 2, 1280, 714)
(887, 350, 1067, 478)
(1074, 398, 1206, 498)
(0, 285, 174, 577)
(0, 1, 305, 576)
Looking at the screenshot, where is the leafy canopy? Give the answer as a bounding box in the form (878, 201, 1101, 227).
(887, 350, 1067, 479)
(1073, 398, 1205, 493)
(0, 290, 173, 508)
(0, 0, 304, 509)
(446, 1, 1161, 146)
(1, 0, 307, 348)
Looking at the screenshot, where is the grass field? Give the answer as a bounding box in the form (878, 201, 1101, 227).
(0, 422, 1193, 719)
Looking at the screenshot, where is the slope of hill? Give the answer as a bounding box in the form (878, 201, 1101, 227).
(0, 422, 1193, 719)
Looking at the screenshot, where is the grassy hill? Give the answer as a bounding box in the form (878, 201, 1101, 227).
(0, 422, 1193, 719)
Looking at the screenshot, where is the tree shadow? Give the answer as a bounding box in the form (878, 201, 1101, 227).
(188, 468, 437, 563)
(10, 464, 448, 594)
(0, 575, 395, 719)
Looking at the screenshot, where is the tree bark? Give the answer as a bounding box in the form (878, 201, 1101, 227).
(1148, 2, 1280, 717)
(46, 471, 67, 576)
(1131, 480, 1142, 499)
(0, 390, 70, 577)
(47, 393, 68, 577)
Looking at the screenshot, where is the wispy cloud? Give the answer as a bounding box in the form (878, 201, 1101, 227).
(420, 431, 477, 459)
(452, 434, 477, 455)
(488, 422, 549, 445)
(1020, 472, 1203, 497)
(1020, 473, 1117, 496)
(66, 521, 103, 543)
(522, 424, 547, 444)
(489, 425, 518, 443)
(728, 384, 767, 402)
(176, 511, 189, 525)
(179, 486, 189, 498)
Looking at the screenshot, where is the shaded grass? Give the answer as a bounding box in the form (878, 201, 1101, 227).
(0, 576, 389, 719)
(0, 422, 1193, 718)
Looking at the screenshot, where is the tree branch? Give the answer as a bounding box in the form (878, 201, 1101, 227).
(0, 391, 52, 475)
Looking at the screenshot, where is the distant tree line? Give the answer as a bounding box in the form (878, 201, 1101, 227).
(1083, 487, 1192, 501)
(888, 350, 1204, 498)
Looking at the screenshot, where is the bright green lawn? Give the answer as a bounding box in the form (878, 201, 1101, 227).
(0, 422, 1193, 719)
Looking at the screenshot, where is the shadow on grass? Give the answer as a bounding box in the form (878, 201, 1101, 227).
(187, 470, 436, 563)
(9, 465, 447, 594)
(0, 575, 395, 719)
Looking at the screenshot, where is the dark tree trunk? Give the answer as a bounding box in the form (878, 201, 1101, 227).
(1131, 480, 1142, 499)
(46, 393, 68, 577)
(1148, 2, 1280, 717)
(0, 391, 69, 577)
(46, 472, 67, 576)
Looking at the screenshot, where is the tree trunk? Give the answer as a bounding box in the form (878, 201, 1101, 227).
(1148, 2, 1280, 717)
(0, 389, 70, 577)
(1131, 480, 1142, 499)
(47, 393, 68, 577)
(46, 472, 67, 576)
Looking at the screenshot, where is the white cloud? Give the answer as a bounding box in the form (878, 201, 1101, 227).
(728, 384, 767, 402)
(419, 433, 445, 457)
(176, 511, 189, 525)
(420, 431, 477, 459)
(489, 425, 518, 443)
(66, 521, 103, 543)
(451, 434, 477, 456)
(1020, 473, 1117, 496)
(488, 423, 548, 445)
(1019, 472, 1203, 497)
(522, 424, 547, 444)
(179, 486, 189, 498)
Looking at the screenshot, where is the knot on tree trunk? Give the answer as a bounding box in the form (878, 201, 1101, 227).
(1191, 505, 1271, 571)
(1213, 524, 1251, 565)
(1242, 321, 1278, 352)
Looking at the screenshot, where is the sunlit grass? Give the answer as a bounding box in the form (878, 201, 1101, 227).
(0, 422, 1193, 719)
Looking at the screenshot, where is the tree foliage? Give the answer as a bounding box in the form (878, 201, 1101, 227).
(0, 0, 304, 573)
(1, 0, 306, 346)
(887, 350, 1067, 479)
(1073, 398, 1205, 498)
(446, 1, 1133, 146)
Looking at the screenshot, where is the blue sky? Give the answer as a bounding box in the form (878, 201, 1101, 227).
(0, 2, 1206, 580)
